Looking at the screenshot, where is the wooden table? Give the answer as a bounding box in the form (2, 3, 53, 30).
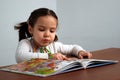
(0, 48, 120, 80)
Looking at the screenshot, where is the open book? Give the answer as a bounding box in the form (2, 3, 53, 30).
(0, 58, 118, 77)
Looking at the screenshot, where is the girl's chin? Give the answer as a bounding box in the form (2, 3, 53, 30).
(40, 43, 50, 47)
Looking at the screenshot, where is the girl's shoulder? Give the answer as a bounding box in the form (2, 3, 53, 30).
(19, 39, 30, 43)
(50, 41, 64, 47)
(18, 39, 31, 45)
(52, 41, 63, 45)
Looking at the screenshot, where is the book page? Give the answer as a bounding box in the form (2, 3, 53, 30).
(54, 59, 83, 72)
(80, 59, 118, 68)
(0, 58, 118, 77)
(0, 58, 81, 76)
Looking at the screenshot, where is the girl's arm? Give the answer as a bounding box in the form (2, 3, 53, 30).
(54, 42, 91, 58)
(15, 39, 48, 63)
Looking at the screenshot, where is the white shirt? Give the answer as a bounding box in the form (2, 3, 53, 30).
(15, 39, 85, 63)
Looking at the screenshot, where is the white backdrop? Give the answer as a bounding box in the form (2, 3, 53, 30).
(57, 0, 120, 51)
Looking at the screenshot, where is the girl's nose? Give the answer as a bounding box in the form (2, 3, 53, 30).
(44, 31, 50, 37)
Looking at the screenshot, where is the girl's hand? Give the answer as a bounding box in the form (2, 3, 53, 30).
(78, 50, 92, 59)
(52, 53, 68, 60)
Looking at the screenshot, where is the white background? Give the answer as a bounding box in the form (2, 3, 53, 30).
(57, 0, 120, 51)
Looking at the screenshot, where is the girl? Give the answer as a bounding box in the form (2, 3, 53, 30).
(15, 8, 92, 63)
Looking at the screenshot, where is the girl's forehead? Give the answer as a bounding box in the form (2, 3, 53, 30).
(36, 16, 57, 25)
(33, 16, 57, 28)
(39, 16, 57, 21)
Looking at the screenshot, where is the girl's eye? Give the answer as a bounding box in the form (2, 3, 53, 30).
(39, 28, 45, 31)
(50, 29, 56, 33)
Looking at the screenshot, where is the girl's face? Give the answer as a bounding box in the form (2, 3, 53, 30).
(29, 15, 57, 47)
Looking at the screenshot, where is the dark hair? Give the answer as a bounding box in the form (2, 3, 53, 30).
(14, 8, 58, 41)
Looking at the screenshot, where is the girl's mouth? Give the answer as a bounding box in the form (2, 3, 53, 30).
(43, 39, 49, 43)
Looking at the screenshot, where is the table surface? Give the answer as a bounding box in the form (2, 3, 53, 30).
(0, 48, 120, 80)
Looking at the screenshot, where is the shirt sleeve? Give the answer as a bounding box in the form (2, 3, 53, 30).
(15, 39, 48, 63)
(54, 42, 86, 57)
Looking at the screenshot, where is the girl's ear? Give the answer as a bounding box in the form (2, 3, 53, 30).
(28, 25, 33, 35)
